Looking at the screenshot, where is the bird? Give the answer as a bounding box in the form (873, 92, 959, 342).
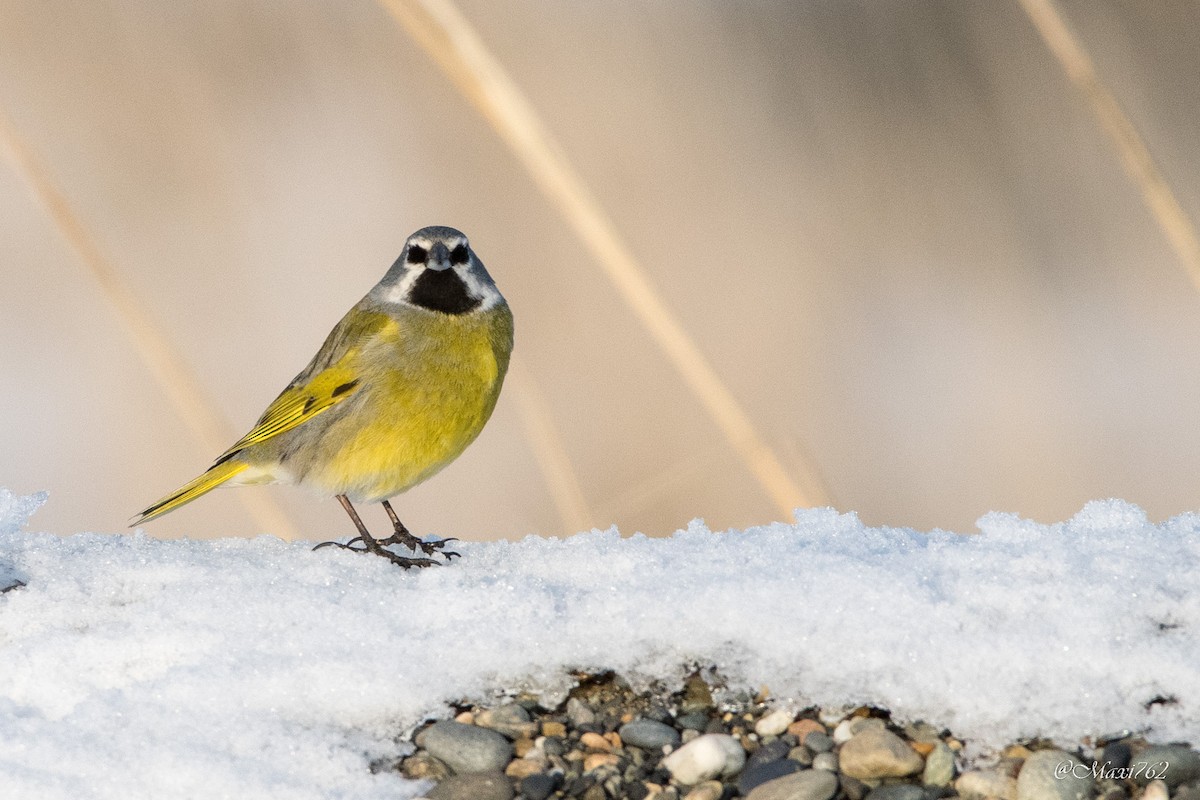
(133, 225, 514, 568)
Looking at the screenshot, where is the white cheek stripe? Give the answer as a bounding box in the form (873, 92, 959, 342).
(382, 268, 424, 305)
(458, 262, 504, 310)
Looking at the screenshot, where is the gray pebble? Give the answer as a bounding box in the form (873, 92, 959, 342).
(1016, 750, 1091, 800)
(566, 698, 596, 728)
(1100, 742, 1131, 771)
(805, 732, 835, 753)
(1129, 745, 1200, 788)
(620, 718, 682, 750)
(426, 771, 514, 800)
(746, 768, 840, 800)
(747, 739, 793, 770)
(739, 759, 801, 795)
(676, 712, 710, 731)
(520, 771, 563, 800)
(866, 785, 927, 800)
(420, 721, 513, 775)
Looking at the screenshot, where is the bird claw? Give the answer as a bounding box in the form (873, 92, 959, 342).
(312, 537, 368, 552)
(377, 531, 459, 560)
(313, 536, 443, 569)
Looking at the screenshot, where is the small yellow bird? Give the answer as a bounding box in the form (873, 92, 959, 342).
(134, 226, 514, 568)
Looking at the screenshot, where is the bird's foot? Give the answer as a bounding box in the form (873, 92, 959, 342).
(313, 535, 440, 569)
(377, 530, 461, 560)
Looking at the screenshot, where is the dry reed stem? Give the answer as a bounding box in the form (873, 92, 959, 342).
(507, 358, 593, 534)
(1019, 0, 1200, 289)
(379, 0, 824, 517)
(0, 109, 299, 540)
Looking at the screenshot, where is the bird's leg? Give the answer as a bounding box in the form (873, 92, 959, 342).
(312, 495, 438, 569)
(378, 499, 460, 560)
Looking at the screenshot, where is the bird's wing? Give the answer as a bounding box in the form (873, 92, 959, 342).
(213, 309, 394, 464)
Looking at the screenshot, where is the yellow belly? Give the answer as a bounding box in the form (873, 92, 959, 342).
(305, 307, 512, 502)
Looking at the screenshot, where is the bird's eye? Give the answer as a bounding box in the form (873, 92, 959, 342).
(406, 245, 428, 264)
(450, 244, 469, 265)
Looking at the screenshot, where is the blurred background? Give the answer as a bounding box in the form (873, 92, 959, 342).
(3, 0, 1200, 542)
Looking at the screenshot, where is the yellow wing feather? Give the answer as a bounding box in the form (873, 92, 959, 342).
(213, 366, 362, 463)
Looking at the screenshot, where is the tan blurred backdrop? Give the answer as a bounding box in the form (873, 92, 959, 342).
(2, 1, 1200, 542)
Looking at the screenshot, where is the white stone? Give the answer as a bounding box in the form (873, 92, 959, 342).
(1141, 780, 1169, 800)
(832, 720, 855, 743)
(812, 752, 839, 772)
(956, 769, 1018, 800)
(755, 708, 796, 737)
(661, 733, 746, 785)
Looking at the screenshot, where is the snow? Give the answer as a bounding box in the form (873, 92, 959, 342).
(0, 487, 1196, 799)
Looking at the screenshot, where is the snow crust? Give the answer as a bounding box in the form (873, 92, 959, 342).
(0, 488, 1195, 798)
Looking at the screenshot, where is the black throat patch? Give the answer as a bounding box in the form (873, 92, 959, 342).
(409, 269, 482, 315)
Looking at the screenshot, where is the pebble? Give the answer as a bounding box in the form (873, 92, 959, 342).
(519, 771, 562, 800)
(789, 720, 827, 740)
(805, 732, 835, 753)
(956, 768, 1018, 800)
(1141, 780, 1169, 800)
(681, 782, 715, 800)
(746, 767, 840, 800)
(401, 752, 452, 781)
(681, 674, 714, 713)
(819, 708, 849, 727)
(739, 758, 801, 795)
(669, 712, 702, 731)
(851, 718, 888, 735)
(756, 708, 796, 737)
(812, 752, 839, 772)
(661, 733, 746, 785)
(1100, 741, 1132, 771)
(620, 718, 682, 750)
(1017, 750, 1092, 800)
(566, 697, 596, 727)
(682, 781, 725, 800)
(541, 721, 566, 738)
(1129, 744, 1200, 787)
(476, 704, 538, 740)
(584, 752, 620, 773)
(580, 732, 612, 752)
(840, 774, 871, 800)
(420, 721, 513, 775)
(426, 771, 514, 800)
(746, 739, 793, 770)
(922, 741, 955, 787)
(904, 722, 942, 743)
(838, 728, 924, 780)
(789, 746, 815, 766)
(865, 785, 927, 800)
(504, 758, 544, 779)
(833, 720, 856, 744)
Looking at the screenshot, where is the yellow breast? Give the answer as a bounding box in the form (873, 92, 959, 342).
(312, 304, 513, 501)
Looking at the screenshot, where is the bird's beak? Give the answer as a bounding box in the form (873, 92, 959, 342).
(428, 242, 452, 271)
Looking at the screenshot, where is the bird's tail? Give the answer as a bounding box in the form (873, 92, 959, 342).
(132, 460, 249, 526)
